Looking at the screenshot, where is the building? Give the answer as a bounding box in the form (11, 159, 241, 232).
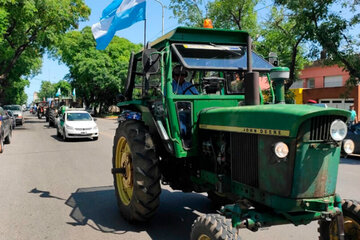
(291, 63, 359, 121)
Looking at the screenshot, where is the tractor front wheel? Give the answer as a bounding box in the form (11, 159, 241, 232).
(191, 214, 241, 240)
(318, 199, 360, 240)
(112, 120, 161, 222)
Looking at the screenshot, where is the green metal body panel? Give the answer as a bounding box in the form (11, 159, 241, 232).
(198, 104, 350, 138)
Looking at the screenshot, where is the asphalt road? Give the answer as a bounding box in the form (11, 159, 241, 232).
(0, 113, 359, 240)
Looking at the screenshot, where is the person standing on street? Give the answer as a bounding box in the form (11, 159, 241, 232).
(349, 105, 357, 125)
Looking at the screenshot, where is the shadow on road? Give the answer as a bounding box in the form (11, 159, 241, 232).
(29, 188, 65, 200)
(50, 135, 96, 143)
(24, 119, 45, 124)
(65, 186, 215, 239)
(340, 157, 360, 165)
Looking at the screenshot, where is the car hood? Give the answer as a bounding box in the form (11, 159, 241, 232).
(66, 121, 97, 128)
(12, 110, 22, 115)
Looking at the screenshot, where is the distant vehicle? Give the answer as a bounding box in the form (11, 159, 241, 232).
(6, 110, 16, 129)
(0, 107, 12, 153)
(56, 110, 98, 141)
(3, 105, 24, 126)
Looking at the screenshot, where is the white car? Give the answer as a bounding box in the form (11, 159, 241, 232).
(57, 110, 99, 141)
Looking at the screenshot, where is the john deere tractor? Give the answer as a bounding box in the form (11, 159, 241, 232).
(111, 27, 360, 239)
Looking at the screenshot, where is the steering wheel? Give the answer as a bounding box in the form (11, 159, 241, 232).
(183, 84, 200, 95)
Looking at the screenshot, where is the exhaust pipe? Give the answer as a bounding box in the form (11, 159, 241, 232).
(245, 34, 260, 106)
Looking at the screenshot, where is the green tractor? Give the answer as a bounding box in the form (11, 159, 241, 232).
(111, 27, 360, 239)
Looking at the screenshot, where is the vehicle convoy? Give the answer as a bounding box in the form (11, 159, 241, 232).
(36, 101, 48, 119)
(56, 110, 98, 141)
(0, 107, 12, 153)
(111, 27, 360, 239)
(3, 105, 24, 125)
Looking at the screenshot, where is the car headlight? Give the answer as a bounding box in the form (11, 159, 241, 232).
(274, 142, 289, 158)
(93, 126, 98, 130)
(330, 120, 347, 141)
(343, 139, 355, 154)
(65, 124, 74, 130)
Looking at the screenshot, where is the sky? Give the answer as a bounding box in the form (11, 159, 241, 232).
(24, 0, 273, 104)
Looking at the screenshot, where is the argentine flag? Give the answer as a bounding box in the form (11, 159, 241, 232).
(92, 0, 146, 50)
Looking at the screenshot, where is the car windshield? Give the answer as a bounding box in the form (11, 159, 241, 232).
(67, 112, 92, 121)
(7, 110, 13, 116)
(4, 105, 21, 111)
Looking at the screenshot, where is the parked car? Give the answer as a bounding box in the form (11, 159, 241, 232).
(56, 110, 98, 141)
(3, 105, 24, 125)
(344, 123, 360, 154)
(6, 110, 16, 129)
(0, 107, 12, 153)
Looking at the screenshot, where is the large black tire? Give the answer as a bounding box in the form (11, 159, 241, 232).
(4, 129, 11, 144)
(112, 120, 161, 222)
(318, 199, 360, 240)
(49, 109, 56, 127)
(191, 214, 241, 240)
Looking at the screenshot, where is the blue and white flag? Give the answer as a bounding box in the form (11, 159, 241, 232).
(55, 88, 61, 97)
(92, 0, 146, 50)
(72, 88, 76, 96)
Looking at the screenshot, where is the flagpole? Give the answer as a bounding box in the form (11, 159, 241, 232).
(144, 18, 147, 48)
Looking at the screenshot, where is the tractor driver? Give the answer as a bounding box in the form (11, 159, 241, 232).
(172, 65, 198, 95)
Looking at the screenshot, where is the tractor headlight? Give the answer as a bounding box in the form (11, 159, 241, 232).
(343, 139, 355, 154)
(330, 120, 347, 141)
(274, 142, 289, 158)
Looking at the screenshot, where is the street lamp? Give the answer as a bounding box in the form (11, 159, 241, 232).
(154, 0, 164, 36)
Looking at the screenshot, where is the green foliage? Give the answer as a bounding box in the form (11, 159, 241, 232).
(256, 7, 309, 88)
(38, 81, 55, 100)
(54, 26, 142, 113)
(4, 78, 29, 104)
(207, 0, 259, 37)
(0, 0, 90, 102)
(274, 0, 360, 85)
(53, 80, 72, 97)
(169, 0, 259, 37)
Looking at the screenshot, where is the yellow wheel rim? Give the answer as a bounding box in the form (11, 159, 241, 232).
(115, 137, 133, 206)
(198, 234, 211, 240)
(329, 216, 360, 240)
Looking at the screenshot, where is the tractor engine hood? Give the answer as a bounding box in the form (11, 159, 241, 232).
(198, 104, 350, 138)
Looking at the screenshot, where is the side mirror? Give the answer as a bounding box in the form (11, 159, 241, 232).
(142, 48, 160, 75)
(93, 118, 97, 121)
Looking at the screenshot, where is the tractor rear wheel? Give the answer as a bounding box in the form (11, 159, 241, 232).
(112, 120, 161, 222)
(318, 199, 360, 240)
(49, 109, 55, 127)
(191, 214, 241, 240)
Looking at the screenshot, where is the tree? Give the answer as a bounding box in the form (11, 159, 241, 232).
(0, 0, 90, 102)
(54, 27, 142, 114)
(256, 7, 309, 89)
(274, 0, 360, 84)
(53, 80, 72, 97)
(169, 0, 259, 37)
(4, 78, 29, 104)
(38, 81, 56, 101)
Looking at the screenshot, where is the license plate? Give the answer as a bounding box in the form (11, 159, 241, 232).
(81, 132, 87, 135)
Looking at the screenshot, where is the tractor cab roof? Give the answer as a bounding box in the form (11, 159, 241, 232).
(136, 27, 273, 72)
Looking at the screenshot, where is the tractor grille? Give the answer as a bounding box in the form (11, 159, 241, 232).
(230, 133, 259, 188)
(310, 116, 346, 141)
